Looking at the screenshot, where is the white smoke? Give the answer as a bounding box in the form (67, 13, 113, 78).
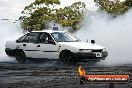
(0, 20, 23, 62)
(76, 9, 132, 65)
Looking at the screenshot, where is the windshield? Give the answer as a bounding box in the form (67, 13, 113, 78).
(51, 32, 79, 42)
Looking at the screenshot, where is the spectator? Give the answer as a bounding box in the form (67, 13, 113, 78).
(53, 24, 58, 31)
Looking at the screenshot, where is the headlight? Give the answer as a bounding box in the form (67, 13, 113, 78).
(102, 48, 107, 52)
(79, 49, 92, 53)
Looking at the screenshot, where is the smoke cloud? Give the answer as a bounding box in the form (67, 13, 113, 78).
(0, 20, 23, 62)
(76, 9, 132, 65)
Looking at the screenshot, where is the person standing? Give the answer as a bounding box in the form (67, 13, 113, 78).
(53, 24, 58, 31)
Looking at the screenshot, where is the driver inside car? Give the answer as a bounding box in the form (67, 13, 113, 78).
(40, 33, 53, 43)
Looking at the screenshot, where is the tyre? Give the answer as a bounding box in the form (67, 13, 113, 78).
(15, 50, 27, 63)
(60, 51, 76, 64)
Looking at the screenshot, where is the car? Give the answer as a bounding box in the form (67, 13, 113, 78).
(5, 30, 108, 64)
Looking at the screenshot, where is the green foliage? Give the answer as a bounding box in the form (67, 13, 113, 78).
(94, 0, 129, 15)
(20, 0, 60, 31)
(20, 0, 86, 31)
(54, 1, 86, 30)
(125, 0, 132, 7)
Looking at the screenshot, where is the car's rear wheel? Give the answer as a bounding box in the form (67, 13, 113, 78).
(15, 50, 27, 63)
(60, 51, 76, 64)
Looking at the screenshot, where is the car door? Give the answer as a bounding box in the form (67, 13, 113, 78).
(36, 32, 59, 59)
(16, 34, 28, 50)
(22, 32, 40, 58)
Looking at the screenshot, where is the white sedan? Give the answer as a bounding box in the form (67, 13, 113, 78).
(5, 30, 108, 64)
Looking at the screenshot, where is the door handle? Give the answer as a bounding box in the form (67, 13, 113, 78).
(23, 44, 26, 46)
(37, 45, 40, 47)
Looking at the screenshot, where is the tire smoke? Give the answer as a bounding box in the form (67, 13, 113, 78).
(76, 9, 132, 65)
(0, 20, 23, 62)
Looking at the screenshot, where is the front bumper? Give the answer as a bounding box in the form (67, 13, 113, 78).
(73, 51, 108, 61)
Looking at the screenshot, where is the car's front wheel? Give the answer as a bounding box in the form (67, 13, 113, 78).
(15, 50, 27, 63)
(60, 51, 76, 64)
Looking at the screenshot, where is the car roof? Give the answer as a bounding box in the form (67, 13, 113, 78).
(32, 30, 66, 33)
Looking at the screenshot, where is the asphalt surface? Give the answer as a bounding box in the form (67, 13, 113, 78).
(0, 60, 132, 88)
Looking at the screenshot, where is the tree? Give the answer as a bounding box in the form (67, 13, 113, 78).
(125, 0, 132, 7)
(20, 0, 86, 31)
(20, 0, 60, 31)
(94, 0, 129, 15)
(54, 1, 86, 30)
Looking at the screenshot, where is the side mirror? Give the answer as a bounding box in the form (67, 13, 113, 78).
(48, 40, 56, 45)
(91, 40, 95, 44)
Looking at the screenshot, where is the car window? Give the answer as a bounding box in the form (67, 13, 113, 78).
(51, 32, 78, 42)
(17, 34, 27, 43)
(23, 33, 39, 43)
(39, 33, 53, 44)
